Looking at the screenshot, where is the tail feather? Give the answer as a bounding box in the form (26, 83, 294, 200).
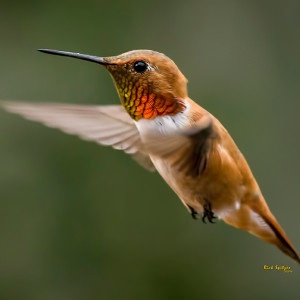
(223, 203, 300, 264)
(261, 213, 300, 264)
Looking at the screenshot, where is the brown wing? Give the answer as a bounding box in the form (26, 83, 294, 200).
(143, 113, 215, 176)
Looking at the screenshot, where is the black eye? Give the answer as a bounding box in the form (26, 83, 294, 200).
(133, 60, 148, 73)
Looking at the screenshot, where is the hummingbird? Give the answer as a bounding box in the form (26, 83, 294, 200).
(2, 48, 299, 264)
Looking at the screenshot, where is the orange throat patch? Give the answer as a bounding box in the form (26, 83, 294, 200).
(117, 84, 185, 120)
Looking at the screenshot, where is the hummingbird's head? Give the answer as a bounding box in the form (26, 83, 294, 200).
(38, 49, 188, 120)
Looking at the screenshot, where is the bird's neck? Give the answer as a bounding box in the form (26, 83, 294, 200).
(134, 99, 193, 137)
(118, 90, 186, 121)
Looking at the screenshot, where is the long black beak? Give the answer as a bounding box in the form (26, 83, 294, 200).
(38, 49, 116, 65)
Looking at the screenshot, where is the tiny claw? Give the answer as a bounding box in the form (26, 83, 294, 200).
(202, 202, 217, 224)
(188, 205, 199, 220)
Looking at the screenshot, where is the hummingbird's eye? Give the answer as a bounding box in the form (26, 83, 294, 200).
(133, 60, 148, 73)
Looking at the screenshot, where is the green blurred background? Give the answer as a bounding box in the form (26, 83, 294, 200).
(0, 0, 299, 299)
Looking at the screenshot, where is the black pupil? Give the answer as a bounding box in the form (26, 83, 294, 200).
(133, 60, 147, 73)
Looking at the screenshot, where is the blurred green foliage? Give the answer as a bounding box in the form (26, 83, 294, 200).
(0, 0, 299, 299)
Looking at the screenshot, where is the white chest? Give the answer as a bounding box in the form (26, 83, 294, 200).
(134, 101, 191, 137)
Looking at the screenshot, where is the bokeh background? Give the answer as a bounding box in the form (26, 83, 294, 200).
(0, 0, 299, 299)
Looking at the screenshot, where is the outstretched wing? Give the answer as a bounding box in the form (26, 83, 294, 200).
(1, 101, 155, 171)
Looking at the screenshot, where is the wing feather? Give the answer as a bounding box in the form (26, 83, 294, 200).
(143, 113, 215, 176)
(1, 101, 155, 171)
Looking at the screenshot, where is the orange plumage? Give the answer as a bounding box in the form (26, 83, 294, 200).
(2, 48, 299, 264)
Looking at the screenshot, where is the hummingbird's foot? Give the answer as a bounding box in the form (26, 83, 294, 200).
(187, 205, 199, 220)
(202, 202, 217, 224)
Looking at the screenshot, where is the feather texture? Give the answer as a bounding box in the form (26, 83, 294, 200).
(1, 101, 155, 171)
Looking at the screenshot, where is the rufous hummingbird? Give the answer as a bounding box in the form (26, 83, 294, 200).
(2, 49, 299, 264)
